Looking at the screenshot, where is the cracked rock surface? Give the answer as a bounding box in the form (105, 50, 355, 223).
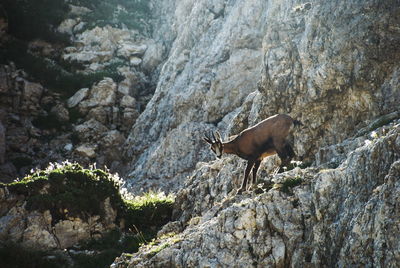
(115, 118, 400, 268)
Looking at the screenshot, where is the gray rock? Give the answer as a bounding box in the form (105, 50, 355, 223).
(67, 88, 90, 108)
(119, 121, 400, 267)
(74, 119, 108, 141)
(79, 78, 117, 109)
(75, 144, 97, 158)
(142, 40, 165, 73)
(124, 0, 400, 196)
(117, 43, 147, 58)
(51, 103, 69, 122)
(120, 95, 137, 108)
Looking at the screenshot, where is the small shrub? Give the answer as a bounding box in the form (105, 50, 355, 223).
(5, 162, 124, 222)
(279, 176, 303, 194)
(124, 191, 175, 231)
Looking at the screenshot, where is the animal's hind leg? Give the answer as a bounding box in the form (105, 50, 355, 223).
(252, 160, 261, 186)
(238, 160, 254, 194)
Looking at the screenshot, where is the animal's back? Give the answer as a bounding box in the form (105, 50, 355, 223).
(234, 114, 294, 158)
(245, 114, 294, 140)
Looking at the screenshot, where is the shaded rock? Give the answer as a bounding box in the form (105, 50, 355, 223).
(0, 121, 5, 164)
(57, 18, 79, 35)
(142, 40, 165, 73)
(54, 217, 96, 249)
(51, 103, 69, 122)
(22, 211, 58, 249)
(74, 119, 108, 141)
(75, 144, 97, 158)
(120, 95, 137, 108)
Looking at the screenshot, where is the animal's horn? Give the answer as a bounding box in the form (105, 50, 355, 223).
(204, 132, 212, 144)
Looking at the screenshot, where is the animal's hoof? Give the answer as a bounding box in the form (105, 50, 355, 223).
(236, 188, 245, 195)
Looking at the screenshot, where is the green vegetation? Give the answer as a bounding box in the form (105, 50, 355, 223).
(0, 39, 124, 99)
(2, 0, 70, 42)
(0, 162, 175, 268)
(124, 191, 175, 231)
(144, 232, 182, 258)
(279, 176, 303, 194)
(74, 0, 152, 34)
(1, 0, 147, 98)
(1, 0, 151, 41)
(3, 162, 123, 221)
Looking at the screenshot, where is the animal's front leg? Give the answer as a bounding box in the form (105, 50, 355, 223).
(237, 160, 254, 194)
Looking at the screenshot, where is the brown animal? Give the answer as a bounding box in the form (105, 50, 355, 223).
(204, 114, 302, 193)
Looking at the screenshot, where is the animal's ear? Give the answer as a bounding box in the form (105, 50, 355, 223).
(215, 131, 222, 141)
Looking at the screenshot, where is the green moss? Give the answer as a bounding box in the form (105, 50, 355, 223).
(144, 232, 181, 258)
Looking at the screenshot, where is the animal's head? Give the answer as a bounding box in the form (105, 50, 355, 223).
(204, 131, 223, 158)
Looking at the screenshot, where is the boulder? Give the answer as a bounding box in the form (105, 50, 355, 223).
(75, 144, 97, 158)
(79, 78, 117, 109)
(67, 88, 90, 108)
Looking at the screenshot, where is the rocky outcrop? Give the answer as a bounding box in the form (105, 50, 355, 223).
(0, 64, 68, 181)
(115, 116, 400, 268)
(124, 0, 400, 194)
(0, 178, 119, 250)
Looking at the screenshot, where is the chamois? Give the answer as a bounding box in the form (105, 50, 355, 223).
(204, 114, 302, 193)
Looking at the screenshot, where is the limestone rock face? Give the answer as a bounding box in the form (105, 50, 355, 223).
(117, 118, 400, 268)
(124, 0, 400, 194)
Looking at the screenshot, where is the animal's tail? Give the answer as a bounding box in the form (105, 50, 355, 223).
(293, 119, 303, 127)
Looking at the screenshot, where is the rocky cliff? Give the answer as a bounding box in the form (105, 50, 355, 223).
(115, 0, 400, 267)
(117, 116, 399, 267)
(0, 0, 399, 267)
(124, 0, 400, 194)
